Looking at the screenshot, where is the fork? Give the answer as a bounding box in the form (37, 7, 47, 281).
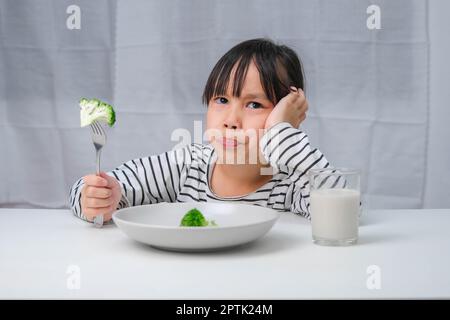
(89, 120, 107, 228)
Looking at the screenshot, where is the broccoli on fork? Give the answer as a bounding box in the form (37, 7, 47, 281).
(80, 98, 116, 127)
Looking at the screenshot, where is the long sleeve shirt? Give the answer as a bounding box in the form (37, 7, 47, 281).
(69, 122, 345, 222)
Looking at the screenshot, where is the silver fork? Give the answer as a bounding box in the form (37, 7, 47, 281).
(89, 120, 107, 228)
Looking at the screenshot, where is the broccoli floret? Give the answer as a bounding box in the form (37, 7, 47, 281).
(180, 208, 217, 227)
(80, 98, 116, 127)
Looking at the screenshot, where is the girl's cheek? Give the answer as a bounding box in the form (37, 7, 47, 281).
(244, 113, 268, 131)
(206, 106, 221, 128)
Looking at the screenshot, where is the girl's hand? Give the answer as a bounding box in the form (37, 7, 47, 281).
(81, 172, 122, 223)
(264, 87, 308, 130)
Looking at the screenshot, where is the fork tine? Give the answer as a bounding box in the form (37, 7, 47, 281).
(91, 122, 97, 135)
(95, 121, 106, 136)
(97, 122, 103, 135)
(93, 121, 100, 135)
(96, 121, 106, 136)
(92, 121, 101, 135)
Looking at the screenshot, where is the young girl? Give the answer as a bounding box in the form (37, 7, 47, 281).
(69, 38, 343, 224)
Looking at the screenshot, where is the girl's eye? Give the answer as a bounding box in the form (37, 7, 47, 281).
(247, 102, 263, 109)
(214, 97, 228, 104)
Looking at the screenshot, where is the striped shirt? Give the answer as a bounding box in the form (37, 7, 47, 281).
(69, 122, 345, 222)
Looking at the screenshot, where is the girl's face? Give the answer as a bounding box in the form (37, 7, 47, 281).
(206, 61, 275, 165)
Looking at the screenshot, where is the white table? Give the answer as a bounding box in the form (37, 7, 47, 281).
(1, 208, 449, 299)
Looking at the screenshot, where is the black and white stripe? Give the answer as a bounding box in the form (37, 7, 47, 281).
(69, 122, 345, 222)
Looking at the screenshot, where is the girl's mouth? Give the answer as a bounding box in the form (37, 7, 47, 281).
(221, 137, 238, 149)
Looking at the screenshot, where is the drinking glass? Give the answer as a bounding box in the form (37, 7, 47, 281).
(308, 168, 361, 246)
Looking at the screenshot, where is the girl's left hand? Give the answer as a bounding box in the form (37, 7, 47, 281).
(264, 87, 308, 130)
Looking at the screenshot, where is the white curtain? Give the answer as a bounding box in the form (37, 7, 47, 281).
(1, 0, 444, 210)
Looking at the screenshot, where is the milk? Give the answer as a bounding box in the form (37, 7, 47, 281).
(310, 188, 360, 243)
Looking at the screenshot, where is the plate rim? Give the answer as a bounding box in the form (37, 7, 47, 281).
(112, 202, 282, 230)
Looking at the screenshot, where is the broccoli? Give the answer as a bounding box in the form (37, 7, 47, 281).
(79, 98, 116, 127)
(180, 208, 218, 227)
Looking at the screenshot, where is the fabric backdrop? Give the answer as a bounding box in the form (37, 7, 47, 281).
(0, 0, 442, 210)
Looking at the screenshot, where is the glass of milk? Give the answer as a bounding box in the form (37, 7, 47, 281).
(308, 168, 361, 246)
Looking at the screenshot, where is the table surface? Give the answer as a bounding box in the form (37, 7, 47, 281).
(1, 208, 450, 299)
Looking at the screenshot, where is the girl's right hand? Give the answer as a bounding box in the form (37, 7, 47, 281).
(81, 172, 122, 223)
(264, 87, 308, 130)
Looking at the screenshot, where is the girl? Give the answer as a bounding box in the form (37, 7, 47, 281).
(69, 38, 342, 224)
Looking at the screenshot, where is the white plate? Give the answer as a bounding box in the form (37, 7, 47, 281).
(112, 202, 281, 252)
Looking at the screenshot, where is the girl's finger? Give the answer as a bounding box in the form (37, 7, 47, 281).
(300, 101, 308, 112)
(85, 186, 112, 199)
(83, 175, 108, 187)
(99, 172, 119, 189)
(85, 197, 113, 208)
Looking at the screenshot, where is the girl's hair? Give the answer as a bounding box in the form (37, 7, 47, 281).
(202, 38, 305, 106)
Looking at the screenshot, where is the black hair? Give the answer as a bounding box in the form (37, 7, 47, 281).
(202, 38, 305, 106)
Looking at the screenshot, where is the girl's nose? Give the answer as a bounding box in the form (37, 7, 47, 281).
(224, 123, 238, 130)
(223, 105, 242, 130)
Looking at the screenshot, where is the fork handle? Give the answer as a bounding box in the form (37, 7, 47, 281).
(95, 148, 101, 175)
(94, 215, 104, 228)
(93, 148, 104, 228)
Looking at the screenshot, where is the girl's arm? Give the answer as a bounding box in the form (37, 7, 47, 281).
(69, 144, 192, 221)
(260, 122, 345, 219)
